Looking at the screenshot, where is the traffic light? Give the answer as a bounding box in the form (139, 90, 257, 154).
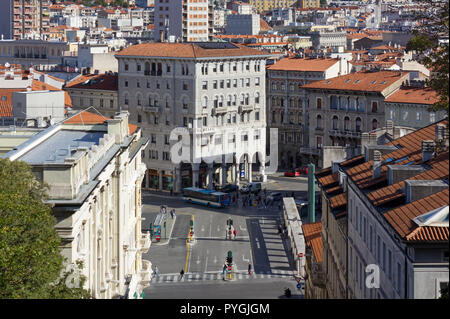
(226, 251, 232, 265)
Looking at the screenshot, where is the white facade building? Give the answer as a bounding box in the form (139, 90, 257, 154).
(2, 110, 152, 299)
(115, 42, 269, 192)
(225, 14, 260, 36)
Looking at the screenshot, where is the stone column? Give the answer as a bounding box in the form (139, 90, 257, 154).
(248, 162, 252, 183)
(235, 164, 240, 186)
(260, 161, 267, 182)
(192, 163, 200, 188)
(145, 169, 150, 189)
(207, 163, 214, 190)
(221, 164, 227, 187)
(175, 166, 182, 193)
(158, 170, 163, 191)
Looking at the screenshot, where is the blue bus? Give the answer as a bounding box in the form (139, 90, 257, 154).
(182, 187, 231, 208)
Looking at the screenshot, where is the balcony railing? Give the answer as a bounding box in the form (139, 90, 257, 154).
(329, 129, 362, 138)
(239, 105, 253, 112)
(140, 232, 151, 253)
(212, 106, 228, 115)
(140, 260, 152, 286)
(300, 147, 321, 156)
(144, 105, 159, 113)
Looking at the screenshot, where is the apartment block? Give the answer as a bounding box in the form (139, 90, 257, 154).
(0, 0, 51, 40)
(154, 0, 213, 42)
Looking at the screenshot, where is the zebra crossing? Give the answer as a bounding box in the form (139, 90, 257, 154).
(150, 270, 295, 284)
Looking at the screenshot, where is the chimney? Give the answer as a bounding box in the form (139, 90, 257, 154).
(369, 132, 377, 145)
(421, 140, 435, 162)
(160, 30, 164, 42)
(372, 150, 382, 179)
(405, 180, 448, 203)
(435, 123, 449, 150)
(393, 126, 401, 139)
(386, 120, 393, 137)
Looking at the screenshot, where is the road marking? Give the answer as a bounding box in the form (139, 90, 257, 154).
(204, 256, 208, 273)
(243, 255, 249, 263)
(240, 225, 247, 231)
(256, 237, 260, 249)
(213, 256, 217, 263)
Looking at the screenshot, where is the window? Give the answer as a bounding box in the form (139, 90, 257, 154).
(316, 115, 322, 129)
(226, 79, 231, 88)
(233, 79, 237, 88)
(183, 82, 188, 90)
(100, 99, 104, 108)
(416, 111, 422, 121)
(372, 101, 378, 113)
(164, 135, 170, 145)
(124, 63, 129, 71)
(402, 110, 409, 121)
(363, 217, 367, 242)
(213, 80, 217, 89)
(245, 78, 250, 87)
(220, 80, 224, 89)
(110, 100, 114, 108)
(372, 119, 378, 130)
(382, 242, 386, 271)
(255, 92, 260, 104)
(137, 114, 142, 123)
(397, 263, 402, 294)
(316, 136, 323, 149)
(377, 236, 381, 263)
(317, 98, 322, 109)
(388, 250, 392, 279)
(369, 225, 373, 252)
(430, 112, 436, 123)
(137, 64, 141, 71)
(220, 64, 224, 72)
(202, 81, 208, 90)
(356, 117, 362, 132)
(202, 96, 208, 108)
(255, 77, 260, 86)
(124, 80, 128, 87)
(137, 80, 140, 88)
(344, 116, 350, 131)
(202, 117, 207, 127)
(255, 111, 260, 121)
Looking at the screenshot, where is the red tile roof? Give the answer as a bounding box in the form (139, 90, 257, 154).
(301, 70, 409, 93)
(302, 222, 323, 263)
(65, 73, 118, 91)
(267, 57, 339, 72)
(385, 87, 440, 105)
(64, 109, 138, 135)
(116, 42, 269, 58)
(384, 189, 449, 242)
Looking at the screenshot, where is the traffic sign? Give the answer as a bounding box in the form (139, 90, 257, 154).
(299, 252, 303, 258)
(156, 235, 161, 242)
(227, 265, 232, 271)
(297, 283, 302, 290)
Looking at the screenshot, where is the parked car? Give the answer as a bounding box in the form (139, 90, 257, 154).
(284, 169, 301, 177)
(220, 184, 239, 193)
(240, 182, 262, 194)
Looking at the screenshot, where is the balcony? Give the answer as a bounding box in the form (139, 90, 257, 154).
(329, 130, 362, 138)
(144, 105, 159, 113)
(239, 105, 253, 113)
(212, 106, 228, 115)
(140, 260, 153, 286)
(300, 147, 321, 156)
(140, 232, 151, 253)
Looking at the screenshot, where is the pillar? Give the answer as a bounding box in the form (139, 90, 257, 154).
(260, 161, 267, 182)
(192, 163, 199, 188)
(221, 164, 227, 187)
(207, 164, 214, 190)
(248, 162, 252, 183)
(175, 166, 182, 193)
(235, 164, 240, 186)
(145, 169, 150, 189)
(158, 170, 163, 191)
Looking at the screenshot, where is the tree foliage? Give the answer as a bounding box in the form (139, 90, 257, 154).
(0, 159, 90, 299)
(406, 0, 449, 117)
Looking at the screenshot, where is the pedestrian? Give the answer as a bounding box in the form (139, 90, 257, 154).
(154, 266, 159, 278)
(248, 262, 252, 275)
(179, 269, 184, 280)
(233, 228, 237, 239)
(228, 228, 233, 240)
(222, 264, 227, 280)
(170, 209, 175, 219)
(170, 188, 173, 196)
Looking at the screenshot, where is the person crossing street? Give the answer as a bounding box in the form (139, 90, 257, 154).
(179, 269, 184, 281)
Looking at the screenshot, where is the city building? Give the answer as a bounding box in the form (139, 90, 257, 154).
(266, 57, 351, 169)
(250, 0, 297, 13)
(0, 0, 51, 40)
(309, 30, 347, 51)
(115, 42, 269, 192)
(296, 0, 321, 9)
(225, 14, 261, 36)
(65, 72, 119, 119)
(385, 87, 447, 129)
(316, 120, 449, 299)
(1, 109, 153, 299)
(0, 39, 68, 70)
(301, 70, 410, 169)
(154, 0, 213, 42)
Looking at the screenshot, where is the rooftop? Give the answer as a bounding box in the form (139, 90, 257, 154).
(301, 221, 323, 263)
(65, 73, 118, 91)
(115, 42, 269, 59)
(385, 87, 440, 105)
(301, 70, 409, 93)
(267, 57, 339, 72)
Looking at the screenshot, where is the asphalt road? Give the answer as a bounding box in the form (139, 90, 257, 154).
(142, 174, 310, 299)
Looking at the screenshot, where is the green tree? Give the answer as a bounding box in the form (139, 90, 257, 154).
(406, 0, 449, 117)
(0, 159, 90, 299)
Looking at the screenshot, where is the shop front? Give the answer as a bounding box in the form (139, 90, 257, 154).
(148, 169, 159, 190)
(162, 170, 173, 191)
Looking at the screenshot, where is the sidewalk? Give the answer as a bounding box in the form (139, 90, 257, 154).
(152, 213, 177, 246)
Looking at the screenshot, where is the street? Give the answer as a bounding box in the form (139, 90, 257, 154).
(141, 174, 313, 299)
